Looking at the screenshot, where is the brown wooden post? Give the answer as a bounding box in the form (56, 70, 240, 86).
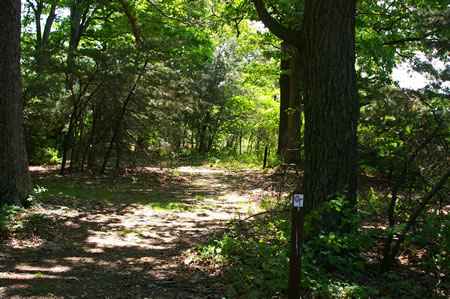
(288, 190, 305, 298)
(263, 145, 269, 169)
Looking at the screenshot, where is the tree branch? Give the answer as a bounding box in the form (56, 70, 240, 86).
(243, 209, 289, 221)
(146, 0, 203, 27)
(382, 169, 449, 271)
(252, 0, 302, 48)
(42, 4, 57, 47)
(119, 0, 140, 42)
(383, 37, 421, 46)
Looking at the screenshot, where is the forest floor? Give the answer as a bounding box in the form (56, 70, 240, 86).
(1, 165, 447, 298)
(1, 165, 273, 298)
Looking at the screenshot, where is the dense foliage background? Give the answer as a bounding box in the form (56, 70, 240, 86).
(1, 0, 448, 297)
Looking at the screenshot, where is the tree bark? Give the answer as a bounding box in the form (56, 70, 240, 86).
(285, 49, 303, 164)
(198, 112, 210, 153)
(61, 0, 98, 174)
(0, 0, 33, 206)
(253, 0, 304, 165)
(253, 0, 360, 232)
(30, 0, 56, 66)
(277, 42, 290, 155)
(303, 0, 359, 227)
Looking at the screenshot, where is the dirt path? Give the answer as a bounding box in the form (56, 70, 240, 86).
(0, 166, 265, 298)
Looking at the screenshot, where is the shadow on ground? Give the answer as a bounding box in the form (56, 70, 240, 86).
(0, 166, 264, 298)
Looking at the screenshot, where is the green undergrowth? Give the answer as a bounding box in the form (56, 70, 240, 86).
(32, 173, 223, 215)
(189, 189, 448, 298)
(32, 175, 191, 211)
(0, 204, 53, 240)
(35, 182, 193, 212)
(34, 180, 120, 203)
(189, 198, 379, 298)
(178, 151, 282, 171)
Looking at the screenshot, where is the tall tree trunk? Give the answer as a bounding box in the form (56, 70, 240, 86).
(61, 0, 94, 174)
(277, 42, 290, 156)
(69, 119, 84, 171)
(253, 0, 304, 164)
(285, 49, 303, 164)
(207, 98, 227, 153)
(0, 0, 33, 206)
(303, 0, 359, 229)
(87, 135, 97, 168)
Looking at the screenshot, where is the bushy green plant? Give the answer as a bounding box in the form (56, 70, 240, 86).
(194, 199, 374, 297)
(206, 152, 261, 170)
(383, 280, 421, 297)
(0, 203, 53, 240)
(303, 197, 372, 274)
(195, 219, 290, 296)
(25, 185, 48, 206)
(0, 204, 27, 239)
(406, 212, 450, 273)
(28, 147, 61, 165)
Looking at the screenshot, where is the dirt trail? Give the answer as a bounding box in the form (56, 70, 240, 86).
(0, 166, 264, 298)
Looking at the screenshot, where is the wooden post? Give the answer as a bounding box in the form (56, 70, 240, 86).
(288, 191, 305, 298)
(263, 145, 269, 169)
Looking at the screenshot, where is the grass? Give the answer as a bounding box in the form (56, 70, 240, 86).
(0, 204, 54, 240)
(146, 202, 190, 211)
(177, 151, 283, 171)
(32, 168, 237, 215)
(24, 285, 51, 296)
(33, 175, 191, 209)
(0, 170, 203, 241)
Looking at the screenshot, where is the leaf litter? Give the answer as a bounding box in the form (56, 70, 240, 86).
(0, 166, 268, 298)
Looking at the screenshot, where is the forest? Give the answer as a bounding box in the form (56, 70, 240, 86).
(0, 0, 448, 298)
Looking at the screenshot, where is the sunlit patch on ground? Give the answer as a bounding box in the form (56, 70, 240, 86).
(0, 166, 269, 298)
(177, 166, 225, 174)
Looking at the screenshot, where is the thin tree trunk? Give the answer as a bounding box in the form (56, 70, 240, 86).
(85, 97, 105, 170)
(191, 127, 195, 150)
(78, 119, 86, 171)
(381, 170, 449, 272)
(60, 90, 93, 174)
(239, 131, 243, 155)
(381, 126, 445, 271)
(115, 138, 122, 169)
(62, 0, 100, 174)
(101, 54, 150, 173)
(68, 124, 79, 172)
(32, 1, 56, 68)
(60, 110, 76, 174)
(198, 112, 210, 153)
